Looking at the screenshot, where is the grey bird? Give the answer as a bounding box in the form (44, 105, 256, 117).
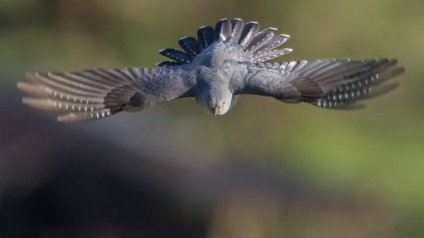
(17, 18, 404, 122)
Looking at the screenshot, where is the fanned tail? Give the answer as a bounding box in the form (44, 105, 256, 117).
(157, 18, 292, 66)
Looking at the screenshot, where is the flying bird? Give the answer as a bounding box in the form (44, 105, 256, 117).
(17, 18, 404, 122)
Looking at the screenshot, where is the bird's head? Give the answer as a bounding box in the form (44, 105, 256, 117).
(195, 86, 237, 116)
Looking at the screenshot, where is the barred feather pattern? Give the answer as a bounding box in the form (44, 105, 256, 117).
(157, 18, 292, 66)
(239, 58, 404, 109)
(309, 59, 402, 109)
(17, 68, 158, 122)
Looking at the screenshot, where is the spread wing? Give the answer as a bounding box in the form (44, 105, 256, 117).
(233, 58, 404, 109)
(17, 67, 197, 122)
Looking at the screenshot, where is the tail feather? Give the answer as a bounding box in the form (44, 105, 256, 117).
(245, 28, 278, 53)
(156, 61, 180, 67)
(197, 26, 214, 50)
(214, 19, 232, 41)
(230, 18, 244, 41)
(179, 37, 200, 57)
(159, 48, 191, 65)
(263, 34, 290, 52)
(157, 18, 292, 66)
(238, 21, 260, 47)
(255, 48, 293, 62)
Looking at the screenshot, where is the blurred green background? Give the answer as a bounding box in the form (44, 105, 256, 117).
(1, 0, 423, 237)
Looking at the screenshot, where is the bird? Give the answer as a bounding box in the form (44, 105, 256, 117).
(17, 18, 404, 122)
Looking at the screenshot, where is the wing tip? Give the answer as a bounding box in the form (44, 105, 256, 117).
(22, 97, 69, 113)
(25, 71, 36, 78)
(57, 113, 82, 123)
(366, 82, 400, 99)
(17, 81, 46, 96)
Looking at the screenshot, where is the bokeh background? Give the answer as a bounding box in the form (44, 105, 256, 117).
(1, 0, 423, 237)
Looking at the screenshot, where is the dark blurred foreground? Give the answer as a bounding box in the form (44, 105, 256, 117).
(0, 90, 396, 237)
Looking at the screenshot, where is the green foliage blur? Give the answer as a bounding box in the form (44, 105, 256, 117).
(1, 0, 423, 237)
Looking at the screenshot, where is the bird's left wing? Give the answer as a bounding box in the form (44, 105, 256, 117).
(18, 67, 197, 122)
(232, 58, 404, 109)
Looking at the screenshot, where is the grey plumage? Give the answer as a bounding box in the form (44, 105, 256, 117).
(19, 67, 196, 122)
(234, 58, 403, 109)
(18, 18, 404, 122)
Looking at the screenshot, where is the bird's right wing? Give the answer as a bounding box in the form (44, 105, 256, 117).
(233, 58, 404, 109)
(17, 66, 197, 122)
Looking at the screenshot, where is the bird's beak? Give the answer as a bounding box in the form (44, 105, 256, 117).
(214, 107, 218, 116)
(213, 106, 221, 116)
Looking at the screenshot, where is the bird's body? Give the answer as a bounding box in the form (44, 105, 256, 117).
(18, 18, 404, 122)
